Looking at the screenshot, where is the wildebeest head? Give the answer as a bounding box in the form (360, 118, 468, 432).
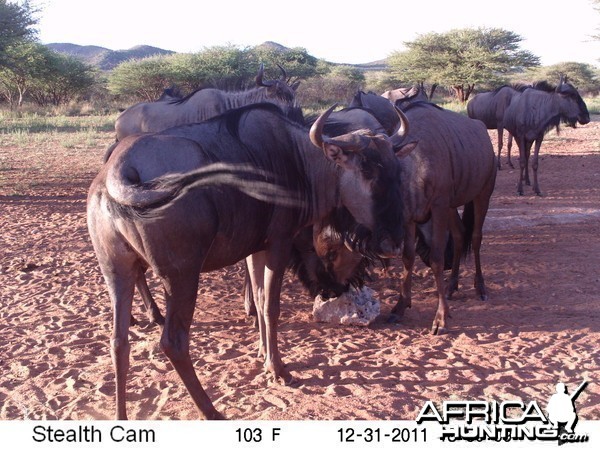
(310, 105, 412, 260)
(555, 76, 590, 127)
(255, 63, 299, 104)
(288, 223, 368, 298)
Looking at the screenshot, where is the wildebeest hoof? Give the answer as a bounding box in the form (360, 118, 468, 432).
(391, 301, 410, 317)
(431, 325, 448, 335)
(479, 294, 488, 301)
(272, 370, 299, 387)
(283, 375, 301, 388)
(207, 410, 226, 420)
(386, 313, 403, 323)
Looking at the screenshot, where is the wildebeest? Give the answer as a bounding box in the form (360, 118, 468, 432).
(381, 84, 429, 108)
(311, 102, 496, 334)
(155, 86, 183, 102)
(393, 103, 495, 334)
(87, 103, 408, 419)
(503, 77, 590, 195)
(349, 90, 400, 135)
(114, 64, 300, 140)
(393, 85, 429, 111)
(467, 86, 523, 170)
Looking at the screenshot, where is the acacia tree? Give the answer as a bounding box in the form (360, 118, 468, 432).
(249, 44, 319, 83)
(108, 55, 175, 101)
(108, 44, 320, 102)
(28, 51, 96, 106)
(0, 41, 48, 108)
(0, 0, 37, 68)
(169, 45, 255, 90)
(298, 64, 365, 107)
(389, 27, 540, 102)
(524, 62, 599, 95)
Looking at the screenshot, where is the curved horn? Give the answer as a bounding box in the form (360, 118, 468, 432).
(277, 64, 288, 81)
(393, 105, 409, 137)
(255, 63, 273, 87)
(389, 106, 410, 147)
(309, 104, 337, 149)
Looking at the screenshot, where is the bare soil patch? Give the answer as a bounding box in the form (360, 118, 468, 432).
(1, 118, 598, 420)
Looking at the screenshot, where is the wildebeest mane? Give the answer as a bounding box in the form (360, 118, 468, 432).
(510, 83, 532, 93)
(531, 80, 556, 93)
(168, 86, 210, 104)
(491, 84, 511, 94)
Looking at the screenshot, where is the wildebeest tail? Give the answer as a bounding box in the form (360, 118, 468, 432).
(103, 141, 119, 163)
(461, 201, 475, 257)
(107, 162, 304, 212)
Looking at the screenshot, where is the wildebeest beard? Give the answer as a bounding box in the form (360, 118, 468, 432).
(330, 206, 395, 265)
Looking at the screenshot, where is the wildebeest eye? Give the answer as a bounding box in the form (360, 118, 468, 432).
(325, 250, 337, 263)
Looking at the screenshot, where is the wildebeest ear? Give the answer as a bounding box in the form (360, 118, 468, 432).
(395, 141, 418, 158)
(324, 143, 356, 169)
(291, 80, 301, 92)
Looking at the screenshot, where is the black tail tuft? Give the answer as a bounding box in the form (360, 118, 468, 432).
(462, 202, 475, 258)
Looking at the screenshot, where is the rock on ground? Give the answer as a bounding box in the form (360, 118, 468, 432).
(312, 287, 380, 326)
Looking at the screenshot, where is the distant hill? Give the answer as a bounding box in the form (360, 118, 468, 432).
(46, 42, 389, 72)
(46, 43, 175, 70)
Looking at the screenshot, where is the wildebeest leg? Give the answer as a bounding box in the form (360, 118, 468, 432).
(447, 209, 464, 299)
(531, 138, 544, 196)
(516, 137, 528, 195)
(248, 248, 294, 384)
(242, 259, 258, 328)
(390, 222, 416, 319)
(160, 271, 224, 420)
(506, 133, 515, 168)
(496, 127, 503, 170)
(265, 256, 294, 384)
(135, 270, 165, 325)
(104, 265, 136, 420)
(246, 253, 267, 358)
(524, 140, 533, 186)
(472, 198, 491, 301)
(429, 209, 451, 335)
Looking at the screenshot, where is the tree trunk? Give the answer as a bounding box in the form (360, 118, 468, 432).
(17, 86, 24, 108)
(464, 84, 475, 102)
(452, 85, 466, 103)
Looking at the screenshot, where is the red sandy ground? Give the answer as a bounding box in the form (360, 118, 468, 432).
(0, 118, 598, 420)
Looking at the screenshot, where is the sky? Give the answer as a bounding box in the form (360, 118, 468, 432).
(32, 0, 600, 67)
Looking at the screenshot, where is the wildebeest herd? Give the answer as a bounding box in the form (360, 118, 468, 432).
(88, 65, 590, 419)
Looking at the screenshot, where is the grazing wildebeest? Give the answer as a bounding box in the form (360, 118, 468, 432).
(87, 103, 408, 419)
(467, 85, 523, 169)
(114, 64, 299, 140)
(503, 77, 590, 196)
(310, 102, 496, 334)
